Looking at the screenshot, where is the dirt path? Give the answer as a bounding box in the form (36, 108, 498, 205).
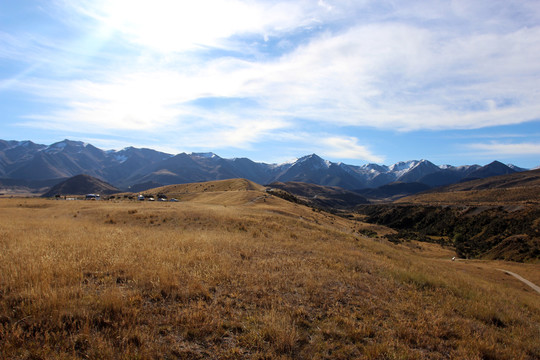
(497, 269, 540, 294)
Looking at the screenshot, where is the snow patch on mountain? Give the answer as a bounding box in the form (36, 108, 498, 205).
(282, 158, 299, 165)
(507, 164, 527, 172)
(113, 154, 128, 163)
(43, 142, 67, 154)
(389, 160, 421, 178)
(295, 154, 330, 169)
(191, 152, 218, 159)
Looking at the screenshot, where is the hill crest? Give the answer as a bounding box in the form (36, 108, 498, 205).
(42, 174, 120, 197)
(146, 178, 265, 195)
(396, 168, 540, 205)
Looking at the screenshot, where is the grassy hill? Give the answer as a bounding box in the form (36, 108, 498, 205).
(150, 178, 266, 194)
(133, 178, 268, 206)
(0, 181, 539, 359)
(397, 168, 540, 205)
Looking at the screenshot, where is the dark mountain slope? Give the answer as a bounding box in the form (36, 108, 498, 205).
(418, 168, 469, 187)
(396, 160, 440, 183)
(103, 147, 172, 187)
(462, 161, 516, 181)
(228, 157, 276, 185)
(273, 154, 363, 190)
(7, 140, 106, 180)
(42, 174, 121, 197)
(128, 153, 227, 185)
(356, 182, 432, 200)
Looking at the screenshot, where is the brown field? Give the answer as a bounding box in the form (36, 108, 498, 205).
(396, 187, 540, 206)
(1, 182, 539, 359)
(397, 169, 540, 206)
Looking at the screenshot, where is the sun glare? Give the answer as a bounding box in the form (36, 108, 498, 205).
(99, 0, 264, 52)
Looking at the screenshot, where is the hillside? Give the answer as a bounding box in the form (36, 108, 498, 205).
(128, 178, 267, 206)
(148, 178, 265, 195)
(358, 203, 540, 261)
(461, 160, 517, 181)
(355, 182, 432, 202)
(397, 168, 540, 205)
(356, 170, 540, 262)
(0, 178, 61, 196)
(267, 181, 369, 209)
(42, 174, 121, 197)
(0, 187, 538, 359)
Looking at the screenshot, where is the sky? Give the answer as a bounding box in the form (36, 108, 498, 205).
(1, 0, 539, 168)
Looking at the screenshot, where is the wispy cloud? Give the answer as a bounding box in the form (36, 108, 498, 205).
(467, 141, 540, 157)
(320, 136, 384, 163)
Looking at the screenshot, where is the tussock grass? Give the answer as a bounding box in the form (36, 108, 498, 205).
(0, 196, 539, 359)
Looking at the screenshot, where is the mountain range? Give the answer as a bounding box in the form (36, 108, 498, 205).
(0, 139, 530, 193)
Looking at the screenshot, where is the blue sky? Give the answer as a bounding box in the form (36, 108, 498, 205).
(1, 0, 539, 168)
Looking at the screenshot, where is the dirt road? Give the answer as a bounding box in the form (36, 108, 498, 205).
(497, 269, 540, 294)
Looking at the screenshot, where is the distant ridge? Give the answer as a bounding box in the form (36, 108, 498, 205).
(460, 160, 516, 182)
(0, 139, 529, 195)
(396, 168, 540, 205)
(42, 174, 121, 197)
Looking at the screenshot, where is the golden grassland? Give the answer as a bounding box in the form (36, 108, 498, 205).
(0, 188, 539, 359)
(397, 169, 540, 206)
(147, 178, 267, 195)
(397, 187, 540, 206)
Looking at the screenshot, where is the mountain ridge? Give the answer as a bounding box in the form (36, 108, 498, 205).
(0, 139, 528, 193)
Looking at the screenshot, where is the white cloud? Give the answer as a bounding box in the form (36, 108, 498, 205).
(19, 73, 185, 130)
(467, 142, 540, 157)
(320, 136, 384, 163)
(245, 23, 540, 131)
(172, 116, 291, 150)
(66, 0, 328, 53)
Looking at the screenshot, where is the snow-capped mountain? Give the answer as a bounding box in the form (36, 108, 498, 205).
(0, 139, 528, 192)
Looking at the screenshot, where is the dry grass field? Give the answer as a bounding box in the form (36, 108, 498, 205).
(0, 180, 539, 359)
(396, 187, 540, 206)
(397, 168, 540, 206)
